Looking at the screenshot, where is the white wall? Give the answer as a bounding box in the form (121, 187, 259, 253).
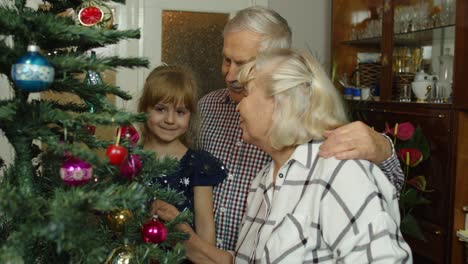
(269, 0, 331, 73)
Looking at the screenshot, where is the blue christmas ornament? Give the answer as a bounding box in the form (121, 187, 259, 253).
(11, 44, 55, 92)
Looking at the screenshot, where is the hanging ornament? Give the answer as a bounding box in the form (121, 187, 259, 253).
(85, 124, 96, 135)
(106, 127, 128, 165)
(11, 44, 55, 92)
(38, 2, 52, 12)
(119, 154, 142, 180)
(106, 209, 133, 232)
(105, 244, 134, 264)
(84, 101, 97, 135)
(118, 125, 140, 146)
(77, 0, 113, 29)
(60, 156, 93, 186)
(82, 52, 101, 135)
(85, 51, 104, 85)
(141, 217, 167, 244)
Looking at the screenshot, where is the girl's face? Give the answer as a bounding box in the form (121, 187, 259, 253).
(146, 101, 191, 144)
(236, 77, 274, 148)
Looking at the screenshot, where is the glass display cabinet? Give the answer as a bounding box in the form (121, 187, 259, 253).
(332, 0, 468, 263)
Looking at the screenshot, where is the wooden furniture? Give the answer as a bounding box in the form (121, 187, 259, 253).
(332, 0, 468, 263)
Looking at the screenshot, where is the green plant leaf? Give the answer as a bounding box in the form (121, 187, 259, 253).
(412, 126, 430, 160)
(399, 188, 431, 210)
(401, 213, 426, 241)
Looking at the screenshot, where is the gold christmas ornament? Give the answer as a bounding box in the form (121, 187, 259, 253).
(106, 209, 133, 232)
(105, 245, 134, 264)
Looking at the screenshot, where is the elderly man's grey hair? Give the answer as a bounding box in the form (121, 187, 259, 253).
(224, 6, 292, 51)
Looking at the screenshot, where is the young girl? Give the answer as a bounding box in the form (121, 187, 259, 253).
(138, 65, 226, 245)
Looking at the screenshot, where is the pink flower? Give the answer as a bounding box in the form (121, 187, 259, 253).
(385, 122, 415, 141)
(398, 148, 423, 167)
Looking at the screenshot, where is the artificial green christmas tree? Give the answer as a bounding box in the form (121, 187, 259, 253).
(0, 1, 190, 263)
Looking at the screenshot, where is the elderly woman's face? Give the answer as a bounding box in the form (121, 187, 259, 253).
(236, 77, 275, 148)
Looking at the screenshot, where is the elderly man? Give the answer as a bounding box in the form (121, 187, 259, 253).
(197, 5, 404, 252)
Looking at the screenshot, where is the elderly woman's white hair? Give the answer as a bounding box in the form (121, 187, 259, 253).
(224, 6, 292, 51)
(238, 49, 349, 150)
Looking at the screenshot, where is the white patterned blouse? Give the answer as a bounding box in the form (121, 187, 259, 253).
(235, 141, 412, 263)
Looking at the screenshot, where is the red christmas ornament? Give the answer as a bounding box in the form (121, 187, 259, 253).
(118, 125, 140, 146)
(85, 124, 96, 135)
(106, 145, 127, 165)
(78, 6, 103, 26)
(141, 218, 167, 244)
(77, 0, 113, 29)
(119, 154, 142, 180)
(106, 127, 128, 165)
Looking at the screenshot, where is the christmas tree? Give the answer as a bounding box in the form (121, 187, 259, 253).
(0, 1, 190, 263)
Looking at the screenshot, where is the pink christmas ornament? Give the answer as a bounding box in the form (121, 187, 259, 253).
(141, 218, 167, 244)
(60, 157, 93, 186)
(119, 154, 142, 180)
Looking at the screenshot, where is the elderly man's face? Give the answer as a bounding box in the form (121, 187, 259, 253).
(222, 30, 263, 103)
(236, 77, 274, 148)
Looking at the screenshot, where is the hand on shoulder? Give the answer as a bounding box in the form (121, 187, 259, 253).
(319, 121, 392, 164)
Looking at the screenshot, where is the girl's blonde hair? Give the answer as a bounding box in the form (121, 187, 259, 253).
(137, 65, 199, 146)
(238, 49, 349, 150)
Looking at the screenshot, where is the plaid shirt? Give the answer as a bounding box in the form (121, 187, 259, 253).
(235, 141, 412, 263)
(198, 88, 404, 251)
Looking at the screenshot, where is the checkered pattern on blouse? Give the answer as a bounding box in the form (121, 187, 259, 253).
(199, 89, 271, 251)
(235, 141, 412, 263)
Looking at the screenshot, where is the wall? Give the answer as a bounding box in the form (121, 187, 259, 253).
(269, 0, 331, 73)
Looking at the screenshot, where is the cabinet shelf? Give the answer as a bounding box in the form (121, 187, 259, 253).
(333, 1, 468, 262)
(346, 99, 453, 110)
(341, 24, 455, 47)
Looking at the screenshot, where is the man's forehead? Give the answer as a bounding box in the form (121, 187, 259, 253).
(223, 30, 262, 62)
(223, 48, 257, 63)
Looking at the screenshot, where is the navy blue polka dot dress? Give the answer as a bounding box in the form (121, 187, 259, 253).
(153, 148, 227, 215)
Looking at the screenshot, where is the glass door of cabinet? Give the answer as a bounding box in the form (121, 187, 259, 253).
(392, 0, 456, 103)
(332, 0, 383, 101)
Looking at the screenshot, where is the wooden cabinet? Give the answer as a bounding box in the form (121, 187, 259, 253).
(332, 0, 468, 263)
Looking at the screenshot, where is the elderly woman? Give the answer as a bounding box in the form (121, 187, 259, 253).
(153, 49, 412, 263)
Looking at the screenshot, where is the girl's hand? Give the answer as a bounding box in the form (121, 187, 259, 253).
(151, 199, 180, 222)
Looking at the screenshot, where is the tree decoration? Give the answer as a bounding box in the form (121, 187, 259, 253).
(104, 244, 134, 264)
(85, 51, 104, 85)
(106, 209, 133, 233)
(119, 154, 142, 180)
(77, 0, 113, 29)
(118, 125, 140, 146)
(11, 44, 55, 92)
(141, 217, 167, 244)
(84, 101, 97, 135)
(106, 127, 128, 165)
(60, 156, 93, 186)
